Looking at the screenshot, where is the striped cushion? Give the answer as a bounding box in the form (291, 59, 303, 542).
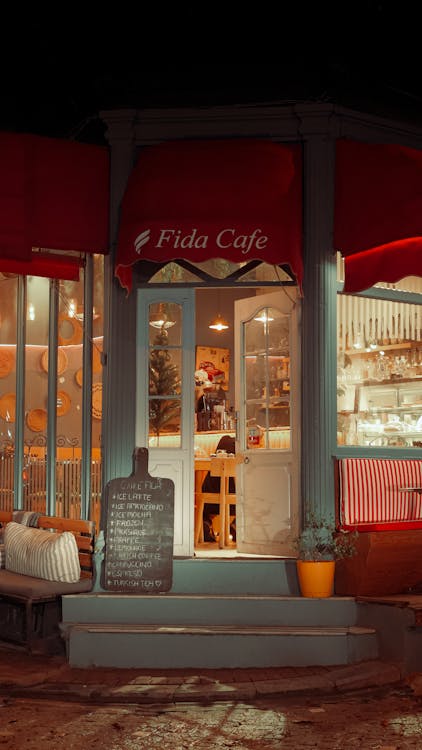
(12, 510, 41, 527)
(339, 458, 422, 527)
(4, 522, 81, 583)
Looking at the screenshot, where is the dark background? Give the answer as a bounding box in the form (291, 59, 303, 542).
(2, 5, 421, 144)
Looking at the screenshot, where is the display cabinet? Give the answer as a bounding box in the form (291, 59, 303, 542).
(356, 379, 422, 446)
(337, 340, 422, 447)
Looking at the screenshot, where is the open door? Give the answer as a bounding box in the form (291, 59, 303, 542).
(234, 289, 300, 556)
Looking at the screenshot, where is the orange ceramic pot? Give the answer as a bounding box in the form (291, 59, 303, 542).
(296, 560, 335, 598)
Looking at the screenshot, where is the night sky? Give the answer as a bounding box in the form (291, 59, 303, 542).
(2, 5, 421, 145)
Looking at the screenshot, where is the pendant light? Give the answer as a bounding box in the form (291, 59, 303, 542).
(208, 312, 229, 331)
(208, 289, 229, 331)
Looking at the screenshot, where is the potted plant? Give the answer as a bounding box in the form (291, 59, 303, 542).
(293, 511, 358, 598)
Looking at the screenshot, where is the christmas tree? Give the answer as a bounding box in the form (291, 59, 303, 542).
(149, 327, 181, 439)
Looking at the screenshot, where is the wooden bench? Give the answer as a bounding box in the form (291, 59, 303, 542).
(334, 457, 422, 596)
(0, 511, 95, 653)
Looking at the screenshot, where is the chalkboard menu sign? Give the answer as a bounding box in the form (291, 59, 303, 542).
(102, 447, 174, 593)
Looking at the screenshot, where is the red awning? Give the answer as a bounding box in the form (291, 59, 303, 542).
(0, 252, 83, 281)
(0, 132, 110, 277)
(115, 139, 303, 294)
(334, 139, 422, 293)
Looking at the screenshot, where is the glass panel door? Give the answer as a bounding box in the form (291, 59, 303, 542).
(235, 290, 300, 556)
(244, 305, 291, 450)
(136, 289, 195, 556)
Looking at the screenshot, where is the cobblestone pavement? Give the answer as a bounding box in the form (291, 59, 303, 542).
(1, 685, 422, 749)
(0, 646, 405, 705)
(2, 643, 422, 748)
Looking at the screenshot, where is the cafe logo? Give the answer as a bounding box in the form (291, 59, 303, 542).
(134, 227, 269, 255)
(134, 229, 151, 253)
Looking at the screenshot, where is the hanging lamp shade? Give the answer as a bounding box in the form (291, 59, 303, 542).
(208, 313, 229, 331)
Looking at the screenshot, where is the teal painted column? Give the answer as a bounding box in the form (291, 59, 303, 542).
(101, 111, 138, 488)
(301, 134, 337, 522)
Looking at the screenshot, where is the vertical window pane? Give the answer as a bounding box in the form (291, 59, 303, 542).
(25, 276, 49, 512)
(243, 306, 290, 450)
(0, 275, 17, 510)
(57, 274, 88, 518)
(91, 254, 104, 528)
(148, 302, 182, 448)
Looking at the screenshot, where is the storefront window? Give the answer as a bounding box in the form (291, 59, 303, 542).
(0, 256, 104, 525)
(147, 260, 294, 284)
(0, 275, 18, 508)
(24, 276, 50, 510)
(243, 306, 291, 450)
(337, 291, 422, 447)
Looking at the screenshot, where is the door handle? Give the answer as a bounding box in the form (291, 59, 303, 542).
(243, 455, 250, 464)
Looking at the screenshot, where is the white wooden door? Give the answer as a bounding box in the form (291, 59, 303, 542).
(136, 288, 195, 557)
(234, 289, 301, 556)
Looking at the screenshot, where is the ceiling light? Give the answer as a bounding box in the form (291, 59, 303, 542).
(208, 313, 229, 331)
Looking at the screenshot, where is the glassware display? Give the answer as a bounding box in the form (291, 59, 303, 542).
(337, 294, 422, 447)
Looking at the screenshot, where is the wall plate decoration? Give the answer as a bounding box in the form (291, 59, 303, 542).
(92, 382, 102, 419)
(75, 368, 83, 387)
(0, 393, 16, 422)
(56, 390, 71, 416)
(41, 348, 68, 375)
(26, 408, 47, 433)
(92, 343, 102, 373)
(0, 349, 15, 378)
(58, 313, 83, 346)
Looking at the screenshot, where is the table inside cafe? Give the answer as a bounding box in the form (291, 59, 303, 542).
(194, 449, 237, 548)
(149, 428, 291, 547)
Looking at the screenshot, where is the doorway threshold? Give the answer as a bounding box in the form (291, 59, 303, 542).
(194, 546, 284, 560)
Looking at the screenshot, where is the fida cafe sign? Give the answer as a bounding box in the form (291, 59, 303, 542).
(134, 226, 270, 257)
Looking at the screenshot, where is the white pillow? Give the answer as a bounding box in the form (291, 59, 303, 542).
(5, 521, 81, 583)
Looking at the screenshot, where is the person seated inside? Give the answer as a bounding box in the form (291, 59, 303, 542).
(202, 435, 236, 543)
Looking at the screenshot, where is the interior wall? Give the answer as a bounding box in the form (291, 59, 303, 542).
(195, 288, 253, 409)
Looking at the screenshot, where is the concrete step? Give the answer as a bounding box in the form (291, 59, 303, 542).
(164, 558, 301, 596)
(62, 593, 359, 628)
(64, 622, 378, 668)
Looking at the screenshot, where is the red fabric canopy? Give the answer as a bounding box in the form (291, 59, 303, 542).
(115, 139, 303, 294)
(334, 139, 422, 292)
(0, 132, 109, 276)
(0, 252, 83, 281)
(343, 238, 422, 293)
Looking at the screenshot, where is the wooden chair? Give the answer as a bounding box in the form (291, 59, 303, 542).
(195, 456, 236, 548)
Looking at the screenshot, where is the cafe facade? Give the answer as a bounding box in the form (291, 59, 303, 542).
(100, 102, 422, 558)
(1, 102, 422, 667)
